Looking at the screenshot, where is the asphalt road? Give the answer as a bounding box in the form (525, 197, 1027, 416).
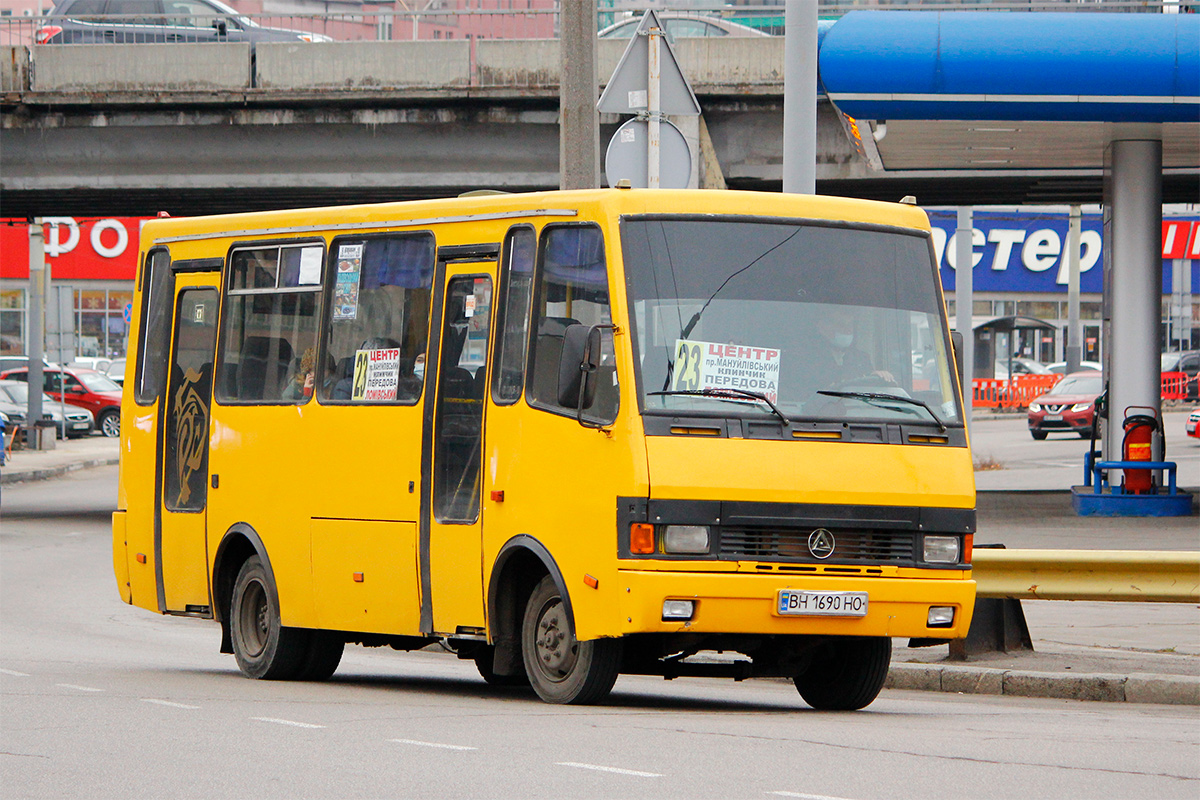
(3, 467, 1199, 799)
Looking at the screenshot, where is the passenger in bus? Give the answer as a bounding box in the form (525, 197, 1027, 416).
(284, 348, 318, 401)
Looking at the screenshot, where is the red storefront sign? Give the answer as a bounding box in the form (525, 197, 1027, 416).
(1162, 220, 1196, 259)
(1, 217, 149, 281)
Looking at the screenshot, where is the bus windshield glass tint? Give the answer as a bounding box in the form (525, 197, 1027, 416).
(621, 217, 961, 426)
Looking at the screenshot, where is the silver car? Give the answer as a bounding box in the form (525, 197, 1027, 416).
(0, 380, 95, 439)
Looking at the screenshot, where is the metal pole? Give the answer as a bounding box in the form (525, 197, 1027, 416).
(647, 23, 661, 189)
(27, 220, 45, 449)
(955, 207, 974, 435)
(1105, 138, 1163, 463)
(559, 0, 599, 190)
(1066, 206, 1082, 374)
(782, 0, 817, 194)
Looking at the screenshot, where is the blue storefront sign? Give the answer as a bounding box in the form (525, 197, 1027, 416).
(927, 211, 1199, 295)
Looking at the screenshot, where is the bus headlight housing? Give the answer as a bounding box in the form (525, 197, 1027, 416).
(922, 535, 961, 564)
(927, 606, 955, 627)
(662, 599, 695, 621)
(662, 525, 710, 554)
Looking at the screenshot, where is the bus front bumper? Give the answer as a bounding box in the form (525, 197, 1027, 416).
(610, 569, 976, 640)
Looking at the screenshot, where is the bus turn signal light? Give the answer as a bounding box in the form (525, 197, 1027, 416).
(630, 523, 655, 554)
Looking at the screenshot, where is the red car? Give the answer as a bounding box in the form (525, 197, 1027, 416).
(0, 366, 122, 437)
(1026, 370, 1103, 440)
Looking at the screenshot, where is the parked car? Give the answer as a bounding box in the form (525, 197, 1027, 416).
(1027, 370, 1103, 440)
(105, 357, 128, 386)
(1160, 349, 1199, 400)
(69, 356, 114, 373)
(0, 366, 121, 437)
(0, 355, 57, 373)
(36, 0, 331, 45)
(1045, 360, 1103, 375)
(599, 14, 769, 41)
(1187, 408, 1200, 439)
(0, 380, 95, 439)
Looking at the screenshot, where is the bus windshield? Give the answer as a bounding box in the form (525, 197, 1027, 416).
(621, 217, 962, 427)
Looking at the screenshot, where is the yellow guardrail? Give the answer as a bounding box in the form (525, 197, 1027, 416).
(973, 549, 1200, 603)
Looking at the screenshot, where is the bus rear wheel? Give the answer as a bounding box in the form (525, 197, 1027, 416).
(521, 575, 620, 704)
(793, 636, 891, 711)
(230, 556, 308, 680)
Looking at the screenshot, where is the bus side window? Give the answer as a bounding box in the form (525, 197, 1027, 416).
(319, 233, 434, 405)
(216, 244, 324, 404)
(491, 226, 536, 405)
(527, 224, 618, 424)
(135, 248, 173, 405)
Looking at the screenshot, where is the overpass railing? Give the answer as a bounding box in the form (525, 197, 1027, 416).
(2, 1, 1194, 47)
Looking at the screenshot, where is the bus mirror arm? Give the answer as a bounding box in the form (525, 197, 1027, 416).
(559, 324, 611, 427)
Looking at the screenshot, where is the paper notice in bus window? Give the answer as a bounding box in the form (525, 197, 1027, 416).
(352, 347, 400, 401)
(333, 244, 363, 320)
(672, 339, 781, 404)
(298, 246, 323, 285)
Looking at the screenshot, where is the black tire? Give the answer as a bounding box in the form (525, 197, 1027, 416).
(521, 575, 621, 704)
(99, 409, 120, 438)
(296, 630, 344, 682)
(229, 556, 308, 680)
(1030, 430, 1047, 440)
(474, 645, 529, 687)
(793, 636, 891, 711)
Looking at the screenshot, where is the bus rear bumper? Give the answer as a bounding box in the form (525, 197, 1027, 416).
(609, 570, 976, 640)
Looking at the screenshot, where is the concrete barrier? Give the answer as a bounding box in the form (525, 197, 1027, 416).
(476, 39, 558, 86)
(675, 37, 784, 88)
(30, 43, 251, 91)
(256, 40, 469, 90)
(2, 45, 29, 93)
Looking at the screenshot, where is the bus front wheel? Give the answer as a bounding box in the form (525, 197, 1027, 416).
(230, 555, 308, 680)
(793, 636, 891, 711)
(521, 575, 620, 704)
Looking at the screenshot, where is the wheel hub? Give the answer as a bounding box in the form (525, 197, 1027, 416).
(534, 599, 576, 681)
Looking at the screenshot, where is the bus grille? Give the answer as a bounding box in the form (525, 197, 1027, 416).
(718, 527, 916, 565)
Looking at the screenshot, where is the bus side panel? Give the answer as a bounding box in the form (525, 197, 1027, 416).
(481, 402, 648, 644)
(111, 511, 132, 604)
(121, 378, 162, 612)
(311, 519, 419, 634)
(207, 407, 319, 628)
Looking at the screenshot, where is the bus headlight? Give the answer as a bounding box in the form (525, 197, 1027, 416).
(927, 606, 955, 627)
(662, 599, 695, 621)
(662, 525, 710, 554)
(923, 535, 961, 564)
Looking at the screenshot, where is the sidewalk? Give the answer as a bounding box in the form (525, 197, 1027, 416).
(3, 434, 1197, 706)
(1, 434, 121, 485)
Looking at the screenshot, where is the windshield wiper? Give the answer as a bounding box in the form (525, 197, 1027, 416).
(649, 388, 790, 426)
(817, 390, 946, 432)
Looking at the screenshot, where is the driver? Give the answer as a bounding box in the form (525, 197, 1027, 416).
(814, 311, 896, 387)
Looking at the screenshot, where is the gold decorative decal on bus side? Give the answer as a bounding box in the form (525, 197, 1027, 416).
(172, 367, 209, 507)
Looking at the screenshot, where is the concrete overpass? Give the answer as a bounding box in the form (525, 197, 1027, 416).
(3, 34, 1197, 218)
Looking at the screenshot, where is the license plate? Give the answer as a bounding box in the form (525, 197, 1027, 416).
(776, 590, 868, 617)
(71, 422, 89, 429)
(1044, 415, 1062, 421)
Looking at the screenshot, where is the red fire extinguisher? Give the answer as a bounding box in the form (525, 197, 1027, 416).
(1121, 406, 1159, 495)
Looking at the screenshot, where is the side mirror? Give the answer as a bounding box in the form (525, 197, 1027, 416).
(557, 324, 592, 410)
(950, 331, 964, 394)
(212, 18, 228, 35)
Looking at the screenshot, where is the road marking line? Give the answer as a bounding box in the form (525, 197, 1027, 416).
(140, 698, 200, 709)
(768, 792, 860, 800)
(251, 717, 325, 729)
(556, 762, 662, 778)
(56, 684, 104, 692)
(389, 738, 477, 751)
(0, 668, 30, 677)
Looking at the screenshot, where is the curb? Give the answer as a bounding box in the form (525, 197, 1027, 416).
(886, 662, 1200, 705)
(0, 456, 120, 486)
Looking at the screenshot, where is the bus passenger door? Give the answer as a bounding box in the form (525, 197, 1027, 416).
(426, 269, 494, 634)
(158, 277, 220, 614)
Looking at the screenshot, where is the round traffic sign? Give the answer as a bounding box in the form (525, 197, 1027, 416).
(604, 118, 692, 190)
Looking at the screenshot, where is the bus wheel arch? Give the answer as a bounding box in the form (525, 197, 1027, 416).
(212, 524, 274, 656)
(487, 536, 572, 681)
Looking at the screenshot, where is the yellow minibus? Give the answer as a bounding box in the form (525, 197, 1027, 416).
(113, 188, 976, 709)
